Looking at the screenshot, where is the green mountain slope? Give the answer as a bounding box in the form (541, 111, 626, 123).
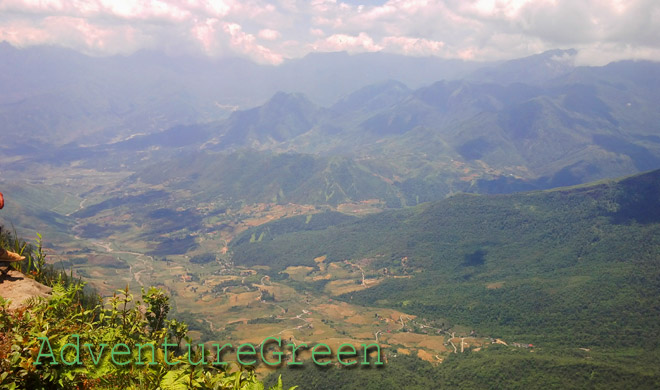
(209, 92, 322, 150)
(231, 169, 660, 351)
(121, 150, 404, 207)
(222, 60, 660, 191)
(7, 55, 660, 209)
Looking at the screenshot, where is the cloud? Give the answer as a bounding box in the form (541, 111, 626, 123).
(191, 18, 221, 55)
(258, 28, 281, 41)
(309, 27, 325, 37)
(312, 32, 382, 53)
(381, 36, 445, 56)
(223, 22, 283, 64)
(0, 0, 658, 64)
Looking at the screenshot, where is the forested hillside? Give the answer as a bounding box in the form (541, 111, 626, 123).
(231, 169, 660, 388)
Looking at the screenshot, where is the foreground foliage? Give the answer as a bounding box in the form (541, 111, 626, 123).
(0, 282, 295, 390)
(0, 230, 295, 390)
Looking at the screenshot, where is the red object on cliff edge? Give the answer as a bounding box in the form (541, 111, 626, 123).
(0, 192, 4, 209)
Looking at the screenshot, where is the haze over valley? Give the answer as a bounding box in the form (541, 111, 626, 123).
(2, 2, 660, 386)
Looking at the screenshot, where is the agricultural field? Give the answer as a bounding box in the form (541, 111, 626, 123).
(28, 187, 508, 374)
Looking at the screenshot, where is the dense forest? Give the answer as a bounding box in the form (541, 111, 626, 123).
(232, 169, 660, 388)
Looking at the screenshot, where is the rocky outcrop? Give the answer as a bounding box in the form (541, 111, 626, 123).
(0, 270, 52, 310)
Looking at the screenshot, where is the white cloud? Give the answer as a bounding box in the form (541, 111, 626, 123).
(312, 32, 382, 53)
(0, 0, 658, 64)
(223, 22, 283, 64)
(191, 18, 221, 55)
(309, 27, 325, 37)
(382, 36, 444, 56)
(258, 28, 281, 40)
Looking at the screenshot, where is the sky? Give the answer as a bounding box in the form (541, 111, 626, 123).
(0, 0, 659, 65)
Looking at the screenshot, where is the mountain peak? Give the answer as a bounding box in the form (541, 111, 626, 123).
(267, 91, 313, 106)
(214, 91, 320, 148)
(331, 80, 411, 113)
(468, 48, 578, 85)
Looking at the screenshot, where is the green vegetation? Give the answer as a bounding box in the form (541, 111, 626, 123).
(232, 169, 660, 387)
(0, 230, 296, 390)
(232, 211, 356, 247)
(190, 253, 217, 265)
(0, 228, 79, 291)
(148, 235, 198, 256)
(128, 150, 405, 207)
(267, 349, 659, 390)
(4, 45, 660, 390)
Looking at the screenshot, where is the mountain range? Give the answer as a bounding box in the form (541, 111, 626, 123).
(0, 41, 480, 147)
(3, 47, 658, 212)
(2, 43, 660, 389)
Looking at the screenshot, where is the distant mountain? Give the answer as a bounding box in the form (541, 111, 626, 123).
(279, 51, 479, 105)
(330, 80, 412, 115)
(4, 44, 660, 204)
(0, 42, 479, 147)
(467, 48, 578, 85)
(199, 59, 660, 191)
(209, 92, 322, 149)
(0, 42, 232, 146)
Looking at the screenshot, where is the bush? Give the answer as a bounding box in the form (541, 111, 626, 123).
(190, 253, 216, 264)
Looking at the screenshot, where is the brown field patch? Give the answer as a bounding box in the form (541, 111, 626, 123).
(263, 283, 299, 302)
(345, 314, 374, 325)
(200, 294, 215, 302)
(336, 199, 384, 215)
(88, 255, 128, 269)
(87, 269, 109, 278)
(461, 337, 485, 348)
(356, 257, 379, 268)
(382, 332, 429, 348)
(324, 279, 367, 295)
(233, 324, 291, 344)
(283, 266, 315, 281)
(227, 291, 261, 306)
(416, 349, 437, 363)
(382, 311, 415, 322)
(315, 302, 357, 319)
(324, 262, 355, 279)
(363, 278, 382, 287)
(191, 296, 224, 309)
(353, 331, 377, 339)
(419, 336, 449, 351)
(486, 282, 505, 289)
